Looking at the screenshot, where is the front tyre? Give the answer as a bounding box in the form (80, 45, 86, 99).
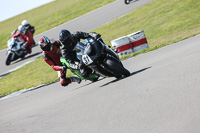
(5, 53, 12, 65)
(125, 0, 130, 4)
(103, 56, 130, 77)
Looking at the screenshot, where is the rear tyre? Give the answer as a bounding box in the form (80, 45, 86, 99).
(5, 53, 12, 65)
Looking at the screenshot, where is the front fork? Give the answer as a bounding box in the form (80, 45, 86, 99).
(6, 50, 15, 61)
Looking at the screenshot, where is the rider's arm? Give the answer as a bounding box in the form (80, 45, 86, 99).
(29, 25, 35, 34)
(25, 30, 34, 44)
(23, 34, 31, 46)
(53, 40, 62, 47)
(73, 31, 91, 41)
(61, 49, 72, 62)
(43, 54, 62, 71)
(61, 49, 79, 70)
(73, 31, 99, 40)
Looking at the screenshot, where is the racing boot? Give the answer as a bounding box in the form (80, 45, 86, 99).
(90, 73, 100, 82)
(69, 76, 82, 84)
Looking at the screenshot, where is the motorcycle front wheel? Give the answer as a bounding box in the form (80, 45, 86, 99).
(5, 53, 12, 65)
(103, 56, 130, 77)
(125, 0, 131, 4)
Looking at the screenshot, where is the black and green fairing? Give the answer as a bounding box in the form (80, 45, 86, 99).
(60, 57, 98, 80)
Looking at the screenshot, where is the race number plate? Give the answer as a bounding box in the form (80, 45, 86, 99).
(82, 54, 93, 65)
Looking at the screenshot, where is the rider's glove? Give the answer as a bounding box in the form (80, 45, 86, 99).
(79, 62, 85, 69)
(69, 62, 80, 70)
(89, 32, 101, 40)
(61, 66, 67, 72)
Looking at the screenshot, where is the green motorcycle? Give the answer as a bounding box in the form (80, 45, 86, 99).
(60, 57, 99, 82)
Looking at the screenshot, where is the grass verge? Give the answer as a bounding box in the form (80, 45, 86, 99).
(0, 0, 200, 96)
(96, 0, 200, 49)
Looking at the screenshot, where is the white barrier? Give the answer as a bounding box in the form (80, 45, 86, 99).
(111, 36, 133, 57)
(111, 30, 149, 57)
(127, 30, 149, 52)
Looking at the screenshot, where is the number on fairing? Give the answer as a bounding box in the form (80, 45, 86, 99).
(82, 54, 93, 65)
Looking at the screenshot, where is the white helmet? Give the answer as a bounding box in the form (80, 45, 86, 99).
(18, 25, 26, 34)
(22, 20, 29, 26)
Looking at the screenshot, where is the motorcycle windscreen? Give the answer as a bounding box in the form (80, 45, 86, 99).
(76, 40, 87, 61)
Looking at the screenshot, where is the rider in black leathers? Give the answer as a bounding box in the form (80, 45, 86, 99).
(59, 29, 101, 78)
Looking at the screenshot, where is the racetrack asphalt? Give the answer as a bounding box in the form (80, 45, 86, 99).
(1, 34, 200, 133)
(1, 0, 200, 132)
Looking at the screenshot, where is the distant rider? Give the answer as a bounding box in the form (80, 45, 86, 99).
(58, 29, 103, 78)
(12, 25, 34, 54)
(21, 20, 35, 35)
(21, 20, 36, 46)
(38, 36, 81, 86)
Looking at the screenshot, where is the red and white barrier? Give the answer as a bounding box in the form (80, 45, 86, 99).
(111, 36, 133, 57)
(111, 30, 149, 57)
(127, 30, 149, 52)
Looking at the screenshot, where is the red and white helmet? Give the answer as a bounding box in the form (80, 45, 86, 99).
(38, 36, 52, 52)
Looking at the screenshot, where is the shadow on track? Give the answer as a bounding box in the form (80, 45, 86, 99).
(12, 51, 42, 65)
(73, 66, 151, 90)
(100, 66, 151, 87)
(125, 0, 139, 5)
(73, 77, 106, 91)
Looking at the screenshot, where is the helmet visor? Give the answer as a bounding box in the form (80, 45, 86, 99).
(39, 38, 52, 52)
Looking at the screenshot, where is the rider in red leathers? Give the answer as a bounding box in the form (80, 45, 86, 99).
(21, 20, 35, 35)
(12, 25, 34, 54)
(38, 36, 81, 86)
(21, 20, 36, 46)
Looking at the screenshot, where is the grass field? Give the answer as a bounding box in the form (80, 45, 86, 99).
(0, 0, 200, 96)
(0, 0, 115, 50)
(95, 0, 200, 50)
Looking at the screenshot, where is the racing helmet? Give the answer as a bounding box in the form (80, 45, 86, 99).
(38, 36, 52, 52)
(59, 29, 73, 47)
(22, 20, 29, 26)
(22, 20, 29, 29)
(18, 25, 26, 34)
